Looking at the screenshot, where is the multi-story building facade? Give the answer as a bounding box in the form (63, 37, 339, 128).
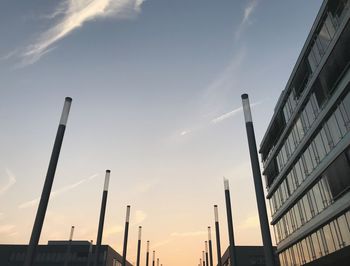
(259, 0, 350, 265)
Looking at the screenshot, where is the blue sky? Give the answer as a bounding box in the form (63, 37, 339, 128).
(0, 0, 322, 265)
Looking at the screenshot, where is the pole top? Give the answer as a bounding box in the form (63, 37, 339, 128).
(59, 97, 72, 126)
(104, 171, 111, 191)
(126, 205, 131, 222)
(138, 226, 142, 240)
(241, 93, 253, 123)
(214, 205, 219, 222)
(241, 93, 248, 99)
(223, 177, 229, 190)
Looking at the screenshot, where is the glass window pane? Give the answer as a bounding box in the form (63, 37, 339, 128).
(318, 23, 332, 52)
(323, 224, 336, 253)
(330, 220, 342, 249)
(327, 114, 342, 145)
(295, 161, 304, 185)
(314, 132, 327, 162)
(296, 118, 305, 140)
(312, 232, 323, 259)
(342, 91, 350, 121)
(320, 127, 332, 153)
(334, 107, 348, 137)
(301, 239, 311, 263)
(312, 43, 322, 65)
(313, 183, 324, 212)
(308, 49, 318, 72)
(337, 215, 350, 246)
(302, 196, 312, 222)
(325, 14, 336, 38)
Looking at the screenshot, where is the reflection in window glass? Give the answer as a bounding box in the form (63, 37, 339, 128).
(327, 114, 342, 145)
(323, 224, 336, 253)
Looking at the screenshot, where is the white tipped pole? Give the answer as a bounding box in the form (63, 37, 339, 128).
(64, 225, 75, 266)
(122, 205, 131, 266)
(208, 227, 213, 266)
(136, 226, 142, 266)
(24, 97, 72, 266)
(223, 177, 238, 266)
(241, 93, 276, 266)
(214, 205, 222, 266)
(94, 170, 111, 266)
(146, 241, 150, 266)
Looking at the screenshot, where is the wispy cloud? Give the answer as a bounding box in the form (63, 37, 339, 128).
(134, 179, 159, 194)
(203, 48, 246, 101)
(0, 169, 17, 196)
(178, 100, 262, 138)
(153, 230, 206, 248)
(237, 215, 259, 229)
(235, 0, 259, 40)
(0, 224, 16, 234)
(9, 0, 147, 66)
(104, 225, 124, 237)
(18, 173, 98, 209)
(132, 210, 147, 224)
(170, 230, 206, 237)
(211, 101, 261, 124)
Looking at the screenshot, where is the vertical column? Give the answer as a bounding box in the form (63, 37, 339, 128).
(146, 241, 150, 266)
(122, 205, 131, 266)
(157, 258, 159, 266)
(87, 240, 93, 266)
(202, 251, 205, 266)
(214, 205, 222, 266)
(208, 227, 214, 266)
(224, 178, 238, 266)
(152, 251, 155, 266)
(205, 241, 209, 266)
(136, 226, 142, 266)
(93, 170, 111, 266)
(64, 226, 75, 266)
(241, 94, 276, 266)
(24, 97, 72, 266)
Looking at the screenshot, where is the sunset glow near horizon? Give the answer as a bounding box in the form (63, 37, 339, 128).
(0, 1, 323, 265)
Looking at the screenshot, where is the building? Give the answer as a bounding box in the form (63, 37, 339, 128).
(0, 241, 133, 266)
(220, 246, 278, 266)
(259, 0, 350, 265)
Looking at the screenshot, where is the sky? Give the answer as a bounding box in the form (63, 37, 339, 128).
(0, 0, 323, 265)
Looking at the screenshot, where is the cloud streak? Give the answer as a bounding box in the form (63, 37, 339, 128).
(211, 101, 261, 124)
(235, 0, 259, 40)
(0, 169, 16, 196)
(18, 173, 98, 209)
(17, 0, 146, 65)
(0, 224, 16, 234)
(153, 230, 206, 248)
(170, 230, 206, 237)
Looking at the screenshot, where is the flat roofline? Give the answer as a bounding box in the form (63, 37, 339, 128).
(259, 0, 328, 153)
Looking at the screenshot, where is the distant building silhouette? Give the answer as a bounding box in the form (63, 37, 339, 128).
(0, 241, 133, 266)
(219, 246, 278, 266)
